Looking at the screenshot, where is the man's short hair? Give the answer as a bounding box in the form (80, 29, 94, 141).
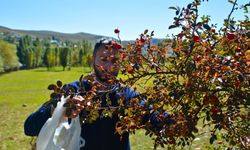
(93, 40, 112, 59)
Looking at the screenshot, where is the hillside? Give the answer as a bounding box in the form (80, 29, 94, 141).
(0, 25, 115, 43)
(0, 25, 165, 45)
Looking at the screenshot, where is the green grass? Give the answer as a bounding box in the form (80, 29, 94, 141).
(0, 67, 213, 150)
(0, 67, 92, 150)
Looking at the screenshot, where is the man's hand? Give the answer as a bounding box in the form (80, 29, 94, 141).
(64, 96, 85, 118)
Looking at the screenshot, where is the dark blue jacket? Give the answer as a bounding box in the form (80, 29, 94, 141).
(24, 80, 162, 150)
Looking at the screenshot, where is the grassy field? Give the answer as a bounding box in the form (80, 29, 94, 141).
(0, 67, 161, 150)
(0, 67, 214, 150)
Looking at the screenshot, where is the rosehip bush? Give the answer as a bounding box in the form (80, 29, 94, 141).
(46, 0, 249, 149)
(118, 0, 250, 149)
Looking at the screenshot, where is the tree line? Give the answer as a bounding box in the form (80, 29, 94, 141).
(0, 35, 93, 73)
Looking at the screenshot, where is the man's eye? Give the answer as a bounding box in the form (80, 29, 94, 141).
(100, 56, 108, 61)
(111, 58, 119, 63)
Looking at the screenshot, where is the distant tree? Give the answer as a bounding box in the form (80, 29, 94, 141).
(0, 39, 19, 72)
(59, 47, 69, 71)
(17, 35, 32, 68)
(81, 40, 92, 67)
(79, 48, 84, 66)
(43, 44, 54, 70)
(33, 38, 43, 67)
(0, 54, 4, 72)
(67, 47, 72, 71)
(71, 46, 79, 66)
(82, 40, 92, 55)
(55, 47, 59, 66)
(86, 54, 92, 68)
(17, 37, 26, 66)
(26, 48, 34, 69)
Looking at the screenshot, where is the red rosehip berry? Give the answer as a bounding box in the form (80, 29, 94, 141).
(195, 55, 202, 62)
(127, 64, 134, 74)
(235, 80, 241, 87)
(130, 125, 136, 130)
(177, 33, 184, 38)
(135, 46, 142, 52)
(211, 107, 219, 114)
(140, 38, 145, 43)
(205, 48, 211, 53)
(98, 65, 105, 71)
(235, 47, 241, 52)
(227, 33, 235, 40)
(120, 53, 126, 60)
(114, 28, 120, 34)
(193, 36, 200, 42)
(127, 69, 134, 74)
(210, 95, 219, 105)
(159, 114, 165, 119)
(113, 43, 122, 49)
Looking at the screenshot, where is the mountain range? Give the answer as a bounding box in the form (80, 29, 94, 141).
(0, 25, 116, 43)
(0, 25, 163, 45)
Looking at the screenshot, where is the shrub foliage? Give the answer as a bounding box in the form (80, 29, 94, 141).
(47, 0, 250, 149)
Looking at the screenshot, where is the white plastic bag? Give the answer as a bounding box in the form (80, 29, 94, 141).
(36, 96, 85, 150)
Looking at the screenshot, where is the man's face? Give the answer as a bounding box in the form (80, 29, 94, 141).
(93, 44, 120, 82)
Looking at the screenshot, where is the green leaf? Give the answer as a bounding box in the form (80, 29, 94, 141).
(209, 134, 217, 144)
(203, 24, 211, 30)
(79, 74, 83, 82)
(145, 130, 150, 135)
(228, 0, 235, 4)
(63, 102, 70, 107)
(191, 8, 198, 12)
(48, 84, 57, 90)
(245, 3, 250, 7)
(44, 99, 53, 106)
(168, 25, 177, 29)
(243, 5, 249, 13)
(160, 142, 164, 148)
(151, 31, 154, 36)
(169, 6, 177, 10)
(65, 109, 72, 116)
(50, 92, 58, 99)
(56, 80, 62, 87)
(176, 10, 180, 15)
(144, 29, 148, 34)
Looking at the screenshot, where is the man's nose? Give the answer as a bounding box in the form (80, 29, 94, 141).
(108, 65, 118, 72)
(108, 66, 115, 71)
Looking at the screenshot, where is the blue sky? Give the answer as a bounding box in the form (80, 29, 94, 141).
(0, 0, 248, 40)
